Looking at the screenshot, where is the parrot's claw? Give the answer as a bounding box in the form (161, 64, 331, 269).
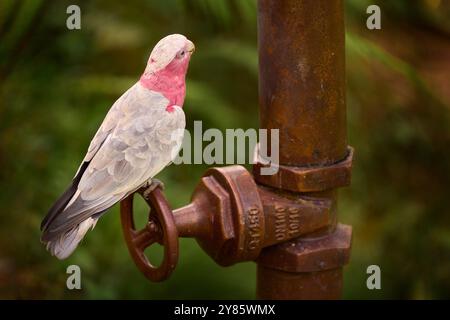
(143, 179, 165, 199)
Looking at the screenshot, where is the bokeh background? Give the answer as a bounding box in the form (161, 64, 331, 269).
(1, 0, 450, 299)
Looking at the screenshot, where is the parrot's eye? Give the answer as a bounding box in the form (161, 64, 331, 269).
(177, 50, 186, 59)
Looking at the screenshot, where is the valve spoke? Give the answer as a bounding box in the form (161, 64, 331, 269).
(132, 228, 156, 250)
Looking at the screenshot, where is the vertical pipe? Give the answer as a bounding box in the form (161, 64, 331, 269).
(258, 0, 347, 166)
(256, 0, 348, 299)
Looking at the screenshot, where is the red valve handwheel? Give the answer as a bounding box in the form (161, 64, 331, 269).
(120, 187, 178, 282)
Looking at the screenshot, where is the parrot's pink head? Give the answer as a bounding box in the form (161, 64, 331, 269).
(140, 34, 195, 111)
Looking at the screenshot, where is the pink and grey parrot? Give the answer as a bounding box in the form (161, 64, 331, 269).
(41, 34, 195, 259)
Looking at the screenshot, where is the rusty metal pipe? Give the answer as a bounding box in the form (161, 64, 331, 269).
(255, 0, 351, 299)
(173, 203, 202, 238)
(258, 0, 347, 166)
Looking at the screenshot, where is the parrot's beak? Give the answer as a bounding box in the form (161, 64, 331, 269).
(187, 40, 195, 54)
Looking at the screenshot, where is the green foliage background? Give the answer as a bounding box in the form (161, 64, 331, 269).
(0, 0, 449, 299)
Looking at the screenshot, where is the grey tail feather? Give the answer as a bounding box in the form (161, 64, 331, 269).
(41, 161, 89, 232)
(44, 215, 101, 260)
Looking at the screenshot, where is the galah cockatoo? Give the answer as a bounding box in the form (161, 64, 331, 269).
(41, 34, 195, 259)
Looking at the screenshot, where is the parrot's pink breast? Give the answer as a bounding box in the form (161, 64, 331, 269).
(139, 60, 189, 112)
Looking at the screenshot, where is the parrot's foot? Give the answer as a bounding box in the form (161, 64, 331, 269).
(143, 179, 165, 200)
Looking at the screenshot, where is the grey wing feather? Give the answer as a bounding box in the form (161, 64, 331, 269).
(43, 83, 185, 239)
